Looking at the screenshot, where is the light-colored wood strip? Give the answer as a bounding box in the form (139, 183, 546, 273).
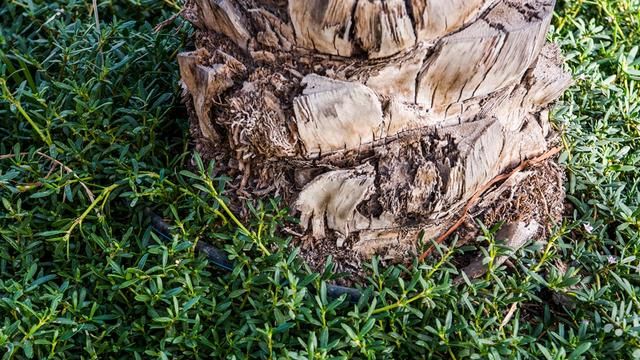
(415, 0, 554, 107)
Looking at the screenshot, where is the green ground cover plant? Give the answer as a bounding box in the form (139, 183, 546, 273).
(1, 0, 640, 358)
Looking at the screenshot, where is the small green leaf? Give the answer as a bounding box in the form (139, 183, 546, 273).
(568, 342, 591, 360)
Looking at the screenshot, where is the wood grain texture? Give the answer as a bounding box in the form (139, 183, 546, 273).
(288, 0, 357, 57)
(410, 0, 497, 41)
(415, 0, 554, 107)
(195, 0, 251, 49)
(353, 0, 416, 58)
(293, 75, 385, 156)
(287, 0, 497, 58)
(178, 49, 245, 142)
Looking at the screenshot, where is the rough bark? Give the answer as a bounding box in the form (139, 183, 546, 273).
(179, 0, 570, 263)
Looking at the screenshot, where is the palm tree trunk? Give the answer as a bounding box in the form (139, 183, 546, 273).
(178, 0, 570, 261)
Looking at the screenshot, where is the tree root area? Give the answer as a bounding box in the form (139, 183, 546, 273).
(297, 158, 566, 286)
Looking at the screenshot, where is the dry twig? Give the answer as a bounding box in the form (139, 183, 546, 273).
(418, 146, 562, 262)
(0, 151, 95, 202)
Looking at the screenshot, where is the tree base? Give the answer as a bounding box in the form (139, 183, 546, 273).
(187, 71, 566, 280)
(178, 0, 570, 276)
(294, 157, 564, 283)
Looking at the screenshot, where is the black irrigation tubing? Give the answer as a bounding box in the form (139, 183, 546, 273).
(145, 208, 364, 303)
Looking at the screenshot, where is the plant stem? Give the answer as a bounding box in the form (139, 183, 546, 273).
(0, 78, 52, 146)
(203, 177, 271, 256)
(63, 183, 119, 258)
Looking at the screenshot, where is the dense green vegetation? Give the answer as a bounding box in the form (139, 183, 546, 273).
(1, 0, 640, 358)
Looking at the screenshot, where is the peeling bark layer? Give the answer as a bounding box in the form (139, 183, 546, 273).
(179, 0, 570, 262)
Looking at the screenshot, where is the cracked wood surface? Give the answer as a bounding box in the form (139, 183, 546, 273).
(179, 0, 569, 259)
(289, 0, 498, 58)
